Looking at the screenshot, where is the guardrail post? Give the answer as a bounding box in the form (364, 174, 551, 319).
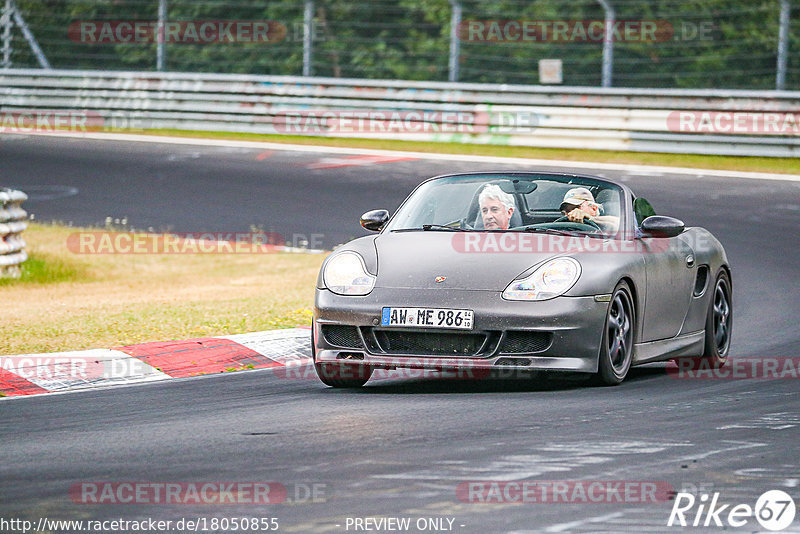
(596, 0, 614, 87)
(303, 0, 314, 76)
(776, 0, 790, 90)
(448, 0, 462, 82)
(156, 0, 166, 71)
(1, 0, 11, 68)
(0, 188, 28, 278)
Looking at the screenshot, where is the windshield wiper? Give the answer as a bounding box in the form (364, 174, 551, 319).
(422, 224, 463, 232)
(392, 225, 467, 232)
(519, 226, 583, 237)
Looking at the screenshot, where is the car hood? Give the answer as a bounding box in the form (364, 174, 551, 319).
(373, 231, 558, 291)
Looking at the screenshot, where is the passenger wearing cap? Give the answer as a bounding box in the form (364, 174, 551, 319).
(560, 187, 619, 232)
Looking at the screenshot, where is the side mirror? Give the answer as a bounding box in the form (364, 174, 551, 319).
(360, 209, 389, 231)
(641, 215, 685, 238)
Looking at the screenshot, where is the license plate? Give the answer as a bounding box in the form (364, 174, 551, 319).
(381, 307, 474, 330)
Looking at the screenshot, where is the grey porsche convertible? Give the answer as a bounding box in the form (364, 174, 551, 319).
(312, 171, 732, 387)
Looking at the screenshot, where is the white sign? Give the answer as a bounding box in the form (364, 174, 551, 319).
(539, 59, 563, 84)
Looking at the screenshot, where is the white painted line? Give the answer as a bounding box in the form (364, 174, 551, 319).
(13, 131, 800, 182)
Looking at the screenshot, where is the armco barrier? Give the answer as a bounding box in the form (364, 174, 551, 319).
(1, 69, 799, 157)
(0, 188, 28, 278)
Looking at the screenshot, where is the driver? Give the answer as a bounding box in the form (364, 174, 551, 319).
(560, 187, 619, 232)
(479, 184, 515, 230)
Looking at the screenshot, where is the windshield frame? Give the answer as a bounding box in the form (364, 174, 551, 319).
(382, 171, 632, 239)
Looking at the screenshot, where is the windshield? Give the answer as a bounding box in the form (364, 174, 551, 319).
(385, 174, 624, 237)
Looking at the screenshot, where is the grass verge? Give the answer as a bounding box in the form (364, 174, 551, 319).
(139, 129, 800, 175)
(1, 223, 325, 355)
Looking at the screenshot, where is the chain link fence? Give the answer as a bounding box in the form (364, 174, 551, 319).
(1, 0, 798, 89)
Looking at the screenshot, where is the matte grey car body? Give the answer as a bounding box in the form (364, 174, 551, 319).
(313, 171, 732, 387)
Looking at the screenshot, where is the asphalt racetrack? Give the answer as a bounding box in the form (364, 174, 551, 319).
(2, 134, 800, 533)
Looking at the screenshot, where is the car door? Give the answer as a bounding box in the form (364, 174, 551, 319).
(635, 198, 696, 342)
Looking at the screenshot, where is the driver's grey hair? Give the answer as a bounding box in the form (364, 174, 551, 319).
(479, 184, 515, 211)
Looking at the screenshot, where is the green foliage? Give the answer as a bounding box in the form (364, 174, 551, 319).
(0, 252, 88, 285)
(8, 0, 799, 88)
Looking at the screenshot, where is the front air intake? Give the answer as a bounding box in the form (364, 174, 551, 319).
(321, 325, 363, 349)
(336, 352, 364, 360)
(498, 331, 552, 354)
(495, 357, 532, 367)
(369, 329, 488, 356)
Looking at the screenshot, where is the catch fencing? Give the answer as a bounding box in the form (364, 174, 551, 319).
(2, 0, 798, 90)
(1, 69, 799, 157)
(0, 187, 27, 278)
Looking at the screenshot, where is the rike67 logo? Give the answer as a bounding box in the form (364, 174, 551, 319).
(668, 490, 796, 530)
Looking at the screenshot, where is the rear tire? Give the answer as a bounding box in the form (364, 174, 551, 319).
(593, 281, 635, 386)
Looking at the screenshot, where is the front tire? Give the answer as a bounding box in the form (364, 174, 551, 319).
(594, 281, 635, 386)
(701, 271, 732, 366)
(314, 362, 372, 388)
(311, 324, 372, 387)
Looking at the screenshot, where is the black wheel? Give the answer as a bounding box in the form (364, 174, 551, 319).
(314, 362, 372, 388)
(594, 281, 635, 386)
(701, 271, 732, 366)
(311, 323, 372, 388)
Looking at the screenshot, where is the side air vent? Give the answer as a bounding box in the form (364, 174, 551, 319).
(694, 265, 709, 296)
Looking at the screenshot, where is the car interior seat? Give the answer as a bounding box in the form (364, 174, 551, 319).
(595, 188, 621, 218)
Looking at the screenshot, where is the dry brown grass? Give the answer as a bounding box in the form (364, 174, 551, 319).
(1, 224, 325, 354)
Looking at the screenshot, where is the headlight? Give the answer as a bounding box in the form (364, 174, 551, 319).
(502, 257, 581, 301)
(323, 252, 376, 296)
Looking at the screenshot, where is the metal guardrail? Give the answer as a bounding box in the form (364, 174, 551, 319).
(1, 69, 799, 157)
(0, 187, 27, 278)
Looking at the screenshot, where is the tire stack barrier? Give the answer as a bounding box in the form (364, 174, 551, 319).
(0, 188, 28, 278)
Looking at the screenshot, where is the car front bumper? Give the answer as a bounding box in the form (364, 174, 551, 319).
(314, 287, 608, 374)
